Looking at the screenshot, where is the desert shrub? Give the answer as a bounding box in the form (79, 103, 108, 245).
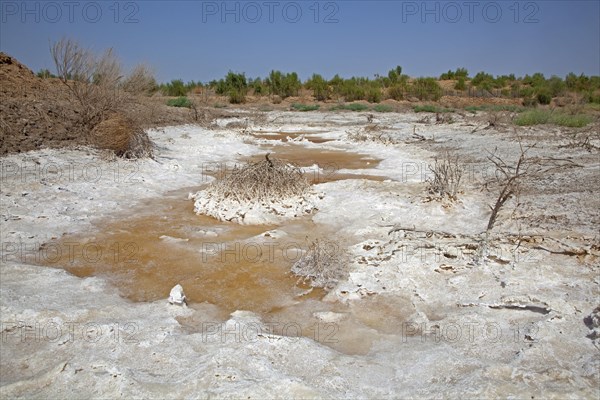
(465, 105, 525, 113)
(387, 85, 405, 100)
(514, 109, 593, 127)
(305, 73, 329, 101)
(49, 37, 155, 158)
(409, 77, 442, 101)
(266, 70, 301, 99)
(414, 105, 453, 113)
(90, 114, 153, 159)
(51, 39, 126, 128)
(586, 92, 600, 104)
(343, 103, 369, 111)
(427, 152, 463, 200)
(291, 103, 320, 112)
(162, 79, 188, 96)
(204, 154, 310, 204)
(454, 77, 466, 91)
(36, 69, 56, 79)
(536, 89, 552, 105)
(291, 239, 348, 290)
(167, 96, 192, 108)
(366, 87, 383, 103)
(550, 113, 593, 127)
(373, 104, 393, 112)
(122, 64, 157, 95)
(228, 88, 246, 104)
(514, 109, 549, 125)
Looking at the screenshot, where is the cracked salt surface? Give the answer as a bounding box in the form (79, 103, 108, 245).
(1, 111, 599, 398)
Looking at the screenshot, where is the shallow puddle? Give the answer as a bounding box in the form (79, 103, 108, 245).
(37, 145, 407, 354)
(252, 131, 333, 144)
(40, 188, 325, 313)
(247, 144, 388, 183)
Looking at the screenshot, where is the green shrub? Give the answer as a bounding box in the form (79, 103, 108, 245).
(163, 79, 188, 96)
(586, 92, 600, 104)
(454, 77, 466, 91)
(536, 89, 552, 105)
(465, 105, 525, 113)
(343, 103, 369, 111)
(367, 87, 383, 103)
(414, 105, 453, 113)
(306, 73, 329, 101)
(410, 78, 443, 101)
(37, 69, 56, 79)
(167, 96, 192, 108)
(229, 88, 246, 104)
(522, 96, 538, 107)
(550, 113, 593, 127)
(291, 103, 320, 112)
(514, 109, 549, 125)
(373, 104, 393, 112)
(515, 109, 593, 127)
(387, 85, 406, 100)
(329, 103, 370, 112)
(266, 70, 301, 99)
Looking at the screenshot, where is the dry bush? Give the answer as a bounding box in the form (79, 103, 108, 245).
(206, 154, 309, 203)
(51, 39, 125, 128)
(50, 37, 156, 158)
(121, 64, 156, 95)
(90, 114, 153, 159)
(484, 144, 533, 231)
(427, 152, 464, 200)
(346, 125, 398, 145)
(291, 239, 348, 290)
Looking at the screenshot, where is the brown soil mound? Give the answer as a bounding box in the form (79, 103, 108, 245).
(0, 52, 86, 155)
(0, 52, 203, 156)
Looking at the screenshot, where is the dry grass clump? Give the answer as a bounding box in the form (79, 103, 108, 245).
(291, 239, 348, 290)
(90, 114, 153, 159)
(207, 154, 309, 203)
(346, 125, 398, 145)
(427, 152, 464, 200)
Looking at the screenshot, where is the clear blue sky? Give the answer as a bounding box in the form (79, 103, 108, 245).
(1, 1, 599, 83)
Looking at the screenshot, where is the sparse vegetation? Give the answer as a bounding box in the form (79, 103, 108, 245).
(414, 105, 453, 113)
(167, 96, 192, 108)
(373, 104, 393, 112)
(515, 109, 593, 127)
(427, 153, 464, 201)
(465, 105, 525, 113)
(291, 239, 348, 290)
(331, 103, 370, 112)
(162, 79, 188, 96)
(291, 103, 320, 112)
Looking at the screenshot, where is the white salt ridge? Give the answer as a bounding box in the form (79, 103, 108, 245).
(191, 189, 323, 225)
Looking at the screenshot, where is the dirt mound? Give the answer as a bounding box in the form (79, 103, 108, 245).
(0, 52, 198, 156)
(0, 52, 86, 155)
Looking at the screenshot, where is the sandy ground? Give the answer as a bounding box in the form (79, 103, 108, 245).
(1, 110, 599, 398)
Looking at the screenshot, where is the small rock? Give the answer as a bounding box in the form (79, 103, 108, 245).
(168, 284, 187, 306)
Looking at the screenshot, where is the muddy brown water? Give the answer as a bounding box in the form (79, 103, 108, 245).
(252, 131, 333, 144)
(38, 145, 408, 354)
(247, 144, 388, 183)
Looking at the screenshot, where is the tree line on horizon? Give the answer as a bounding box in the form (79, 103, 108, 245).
(38, 65, 600, 106)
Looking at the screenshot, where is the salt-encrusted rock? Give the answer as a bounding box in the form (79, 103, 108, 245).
(168, 284, 187, 306)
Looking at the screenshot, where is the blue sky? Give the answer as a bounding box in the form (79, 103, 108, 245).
(1, 1, 599, 82)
